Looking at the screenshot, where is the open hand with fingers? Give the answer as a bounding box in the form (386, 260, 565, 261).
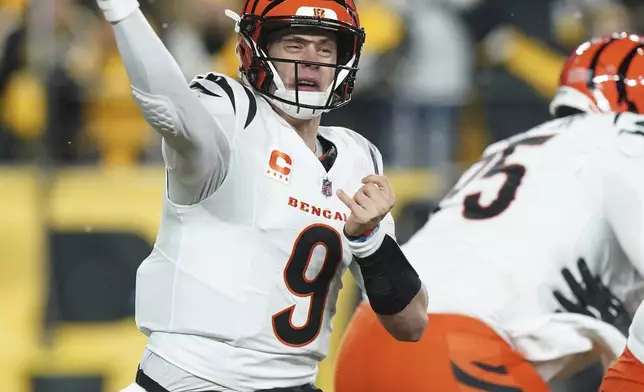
(553, 258, 632, 336)
(337, 175, 395, 238)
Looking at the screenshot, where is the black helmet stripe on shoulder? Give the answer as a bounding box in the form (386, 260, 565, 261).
(190, 82, 221, 98)
(206, 74, 236, 115)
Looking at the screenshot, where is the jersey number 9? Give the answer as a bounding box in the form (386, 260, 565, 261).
(272, 224, 343, 347)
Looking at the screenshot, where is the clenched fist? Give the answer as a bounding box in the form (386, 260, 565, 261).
(337, 175, 395, 237)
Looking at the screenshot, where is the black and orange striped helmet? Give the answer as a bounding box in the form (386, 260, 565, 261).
(550, 33, 644, 117)
(225, 0, 365, 119)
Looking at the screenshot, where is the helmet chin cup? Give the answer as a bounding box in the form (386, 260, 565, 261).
(224, 9, 241, 33)
(258, 55, 356, 119)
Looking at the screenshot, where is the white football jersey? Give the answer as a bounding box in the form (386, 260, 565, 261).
(403, 112, 644, 373)
(134, 72, 393, 391)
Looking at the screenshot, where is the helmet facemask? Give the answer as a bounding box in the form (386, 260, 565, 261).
(230, 10, 365, 119)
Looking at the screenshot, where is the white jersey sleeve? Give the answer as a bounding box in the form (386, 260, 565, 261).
(602, 112, 644, 277)
(112, 10, 256, 204)
(346, 139, 396, 292)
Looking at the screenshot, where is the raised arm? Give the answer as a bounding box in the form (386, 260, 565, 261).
(97, 0, 236, 202)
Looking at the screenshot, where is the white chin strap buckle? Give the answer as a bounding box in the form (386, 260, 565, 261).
(224, 9, 241, 33)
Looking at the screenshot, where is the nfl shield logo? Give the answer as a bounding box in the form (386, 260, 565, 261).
(321, 178, 333, 198)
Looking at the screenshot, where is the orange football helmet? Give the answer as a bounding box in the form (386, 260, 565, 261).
(551, 33, 644, 117)
(225, 0, 365, 119)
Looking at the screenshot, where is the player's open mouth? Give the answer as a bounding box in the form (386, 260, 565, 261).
(296, 78, 320, 92)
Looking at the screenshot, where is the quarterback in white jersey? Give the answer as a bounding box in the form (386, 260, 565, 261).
(336, 33, 644, 392)
(94, 0, 429, 391)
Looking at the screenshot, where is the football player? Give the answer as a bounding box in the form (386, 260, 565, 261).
(94, 0, 429, 391)
(335, 33, 644, 392)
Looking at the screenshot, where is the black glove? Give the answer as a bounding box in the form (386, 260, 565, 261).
(553, 258, 632, 336)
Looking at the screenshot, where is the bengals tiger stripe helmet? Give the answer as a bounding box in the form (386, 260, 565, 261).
(225, 0, 365, 119)
(550, 33, 644, 117)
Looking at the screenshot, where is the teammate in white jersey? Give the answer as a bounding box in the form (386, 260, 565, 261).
(336, 33, 644, 392)
(94, 0, 429, 391)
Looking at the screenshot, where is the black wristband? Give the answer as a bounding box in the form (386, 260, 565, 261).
(355, 234, 422, 315)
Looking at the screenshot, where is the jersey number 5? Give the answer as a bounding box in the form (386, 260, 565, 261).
(447, 134, 554, 220)
(272, 224, 343, 347)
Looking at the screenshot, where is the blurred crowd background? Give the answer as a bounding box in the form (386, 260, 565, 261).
(0, 0, 642, 391)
